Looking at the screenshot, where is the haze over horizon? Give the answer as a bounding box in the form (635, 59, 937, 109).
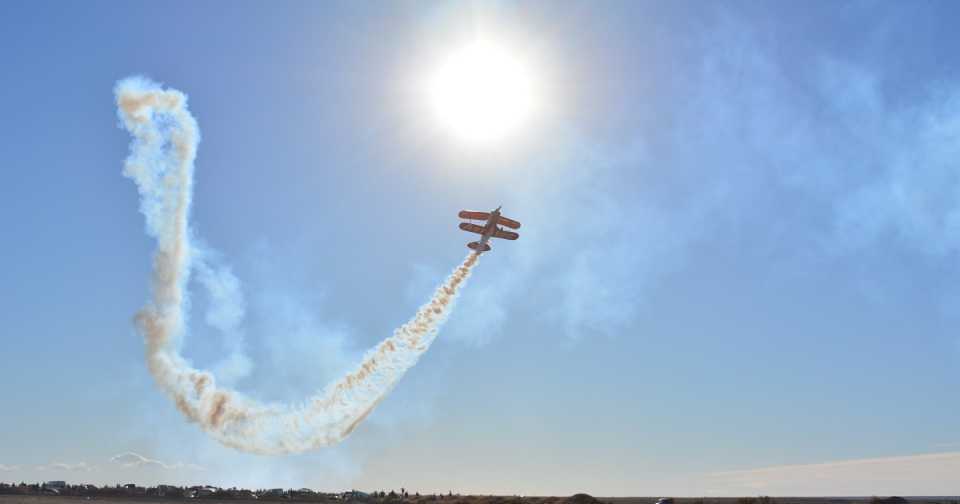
(1, 0, 959, 497)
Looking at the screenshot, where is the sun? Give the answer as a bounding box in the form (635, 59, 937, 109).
(428, 41, 537, 145)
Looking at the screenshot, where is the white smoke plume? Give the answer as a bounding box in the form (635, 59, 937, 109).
(116, 76, 480, 454)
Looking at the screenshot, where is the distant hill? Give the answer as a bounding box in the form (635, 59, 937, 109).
(566, 494, 602, 504)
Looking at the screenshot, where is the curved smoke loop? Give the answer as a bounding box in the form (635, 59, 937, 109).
(116, 77, 479, 454)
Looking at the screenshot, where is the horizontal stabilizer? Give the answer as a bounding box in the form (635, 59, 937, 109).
(459, 222, 486, 235)
(459, 210, 491, 220)
(468, 241, 491, 252)
(497, 216, 521, 229)
(493, 229, 519, 240)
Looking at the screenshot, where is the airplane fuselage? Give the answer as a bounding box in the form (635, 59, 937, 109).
(476, 208, 503, 247)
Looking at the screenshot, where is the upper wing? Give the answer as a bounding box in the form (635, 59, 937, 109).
(459, 222, 486, 235)
(459, 210, 491, 220)
(493, 228, 519, 240)
(496, 216, 522, 229)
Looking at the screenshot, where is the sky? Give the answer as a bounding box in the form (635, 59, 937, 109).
(1, 0, 959, 497)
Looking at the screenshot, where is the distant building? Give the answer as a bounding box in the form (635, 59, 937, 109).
(344, 490, 369, 501)
(228, 489, 256, 499)
(194, 486, 218, 498)
(257, 488, 286, 500)
(156, 485, 185, 498)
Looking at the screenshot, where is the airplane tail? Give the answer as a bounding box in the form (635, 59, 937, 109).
(467, 241, 491, 253)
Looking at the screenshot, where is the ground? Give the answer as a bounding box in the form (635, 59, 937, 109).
(1, 495, 958, 504)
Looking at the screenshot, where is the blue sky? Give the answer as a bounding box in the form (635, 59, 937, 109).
(1, 0, 959, 496)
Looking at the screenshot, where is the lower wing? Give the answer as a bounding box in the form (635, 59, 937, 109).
(459, 222, 486, 235)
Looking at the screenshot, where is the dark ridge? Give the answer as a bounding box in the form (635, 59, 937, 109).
(566, 494, 601, 504)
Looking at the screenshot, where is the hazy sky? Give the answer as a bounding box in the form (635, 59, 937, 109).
(1, 0, 959, 497)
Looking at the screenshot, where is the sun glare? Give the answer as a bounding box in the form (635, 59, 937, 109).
(428, 41, 537, 145)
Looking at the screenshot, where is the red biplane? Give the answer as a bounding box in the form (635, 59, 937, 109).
(458, 206, 521, 253)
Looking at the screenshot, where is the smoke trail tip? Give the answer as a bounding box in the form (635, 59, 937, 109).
(114, 75, 196, 132)
(114, 75, 162, 95)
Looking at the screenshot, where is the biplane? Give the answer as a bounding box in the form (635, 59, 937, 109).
(458, 206, 521, 253)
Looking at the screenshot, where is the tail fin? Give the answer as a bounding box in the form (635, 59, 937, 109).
(467, 241, 491, 253)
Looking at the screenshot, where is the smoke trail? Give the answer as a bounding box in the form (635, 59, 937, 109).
(116, 76, 480, 454)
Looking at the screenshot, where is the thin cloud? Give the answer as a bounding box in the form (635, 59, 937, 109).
(708, 451, 960, 496)
(110, 452, 204, 471)
(0, 464, 19, 472)
(36, 462, 96, 472)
